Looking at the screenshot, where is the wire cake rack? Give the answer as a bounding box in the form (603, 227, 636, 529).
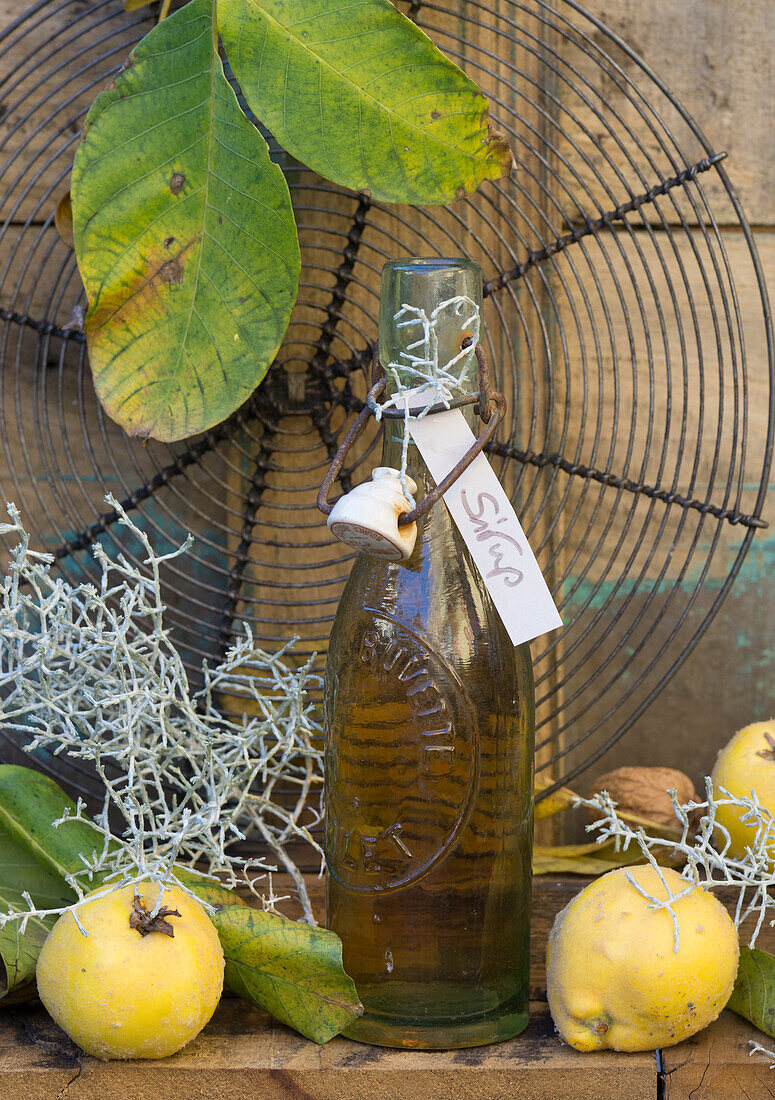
(0, 0, 772, 807)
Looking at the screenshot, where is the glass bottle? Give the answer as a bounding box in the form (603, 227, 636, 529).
(324, 257, 535, 1049)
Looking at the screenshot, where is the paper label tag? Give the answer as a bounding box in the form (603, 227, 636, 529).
(409, 409, 562, 646)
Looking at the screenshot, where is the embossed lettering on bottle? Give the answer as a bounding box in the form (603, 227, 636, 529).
(328, 610, 477, 894)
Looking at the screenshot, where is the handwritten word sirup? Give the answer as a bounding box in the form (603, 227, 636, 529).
(459, 489, 524, 587)
(409, 406, 562, 645)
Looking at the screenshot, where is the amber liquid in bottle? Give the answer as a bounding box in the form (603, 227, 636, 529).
(324, 258, 534, 1049)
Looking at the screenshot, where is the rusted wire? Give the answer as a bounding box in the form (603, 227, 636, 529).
(318, 342, 506, 526)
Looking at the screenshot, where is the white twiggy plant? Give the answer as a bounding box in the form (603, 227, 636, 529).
(0, 496, 323, 930)
(377, 295, 480, 498)
(579, 778, 775, 952)
(749, 1040, 775, 1068)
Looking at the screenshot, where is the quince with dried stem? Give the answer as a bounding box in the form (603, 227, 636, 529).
(36, 883, 224, 1060)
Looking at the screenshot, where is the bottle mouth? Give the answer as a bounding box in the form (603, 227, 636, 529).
(386, 256, 477, 274)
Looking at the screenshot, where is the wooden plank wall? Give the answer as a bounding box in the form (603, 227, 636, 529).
(565, 0, 775, 794)
(0, 0, 772, 814)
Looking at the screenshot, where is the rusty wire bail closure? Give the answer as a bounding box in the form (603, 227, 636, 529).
(317, 343, 506, 527)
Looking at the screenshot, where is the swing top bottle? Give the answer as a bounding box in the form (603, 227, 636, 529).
(324, 257, 535, 1049)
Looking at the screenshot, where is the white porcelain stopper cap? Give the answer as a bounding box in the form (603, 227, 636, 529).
(327, 467, 418, 561)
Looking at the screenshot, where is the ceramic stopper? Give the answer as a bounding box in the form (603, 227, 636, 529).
(327, 467, 418, 561)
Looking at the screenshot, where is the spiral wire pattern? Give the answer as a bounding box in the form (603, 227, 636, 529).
(0, 0, 772, 807)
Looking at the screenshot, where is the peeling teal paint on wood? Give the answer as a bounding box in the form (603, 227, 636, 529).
(563, 527, 775, 615)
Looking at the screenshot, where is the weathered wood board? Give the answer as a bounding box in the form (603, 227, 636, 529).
(3, 874, 775, 1098)
(547, 231, 773, 799)
(0, 876, 652, 1099)
(546, 0, 775, 812)
(574, 0, 775, 228)
(541, 0, 775, 808)
(662, 1009, 775, 1099)
(0, 998, 659, 1100)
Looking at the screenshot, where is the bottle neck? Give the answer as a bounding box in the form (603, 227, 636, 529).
(379, 382, 479, 566)
(379, 404, 477, 488)
(380, 362, 479, 474)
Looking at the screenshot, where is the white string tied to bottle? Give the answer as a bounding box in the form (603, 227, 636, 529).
(322, 295, 481, 562)
(375, 294, 481, 502)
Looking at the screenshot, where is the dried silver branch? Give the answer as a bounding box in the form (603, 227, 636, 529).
(749, 1040, 775, 1068)
(579, 777, 775, 951)
(377, 295, 480, 496)
(0, 496, 323, 928)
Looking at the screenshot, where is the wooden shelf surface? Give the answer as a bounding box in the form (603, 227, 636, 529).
(1, 876, 774, 1099)
(1, 997, 658, 1100)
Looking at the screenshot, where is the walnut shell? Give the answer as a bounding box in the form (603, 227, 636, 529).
(587, 766, 697, 828)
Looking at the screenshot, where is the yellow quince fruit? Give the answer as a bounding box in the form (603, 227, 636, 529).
(546, 865, 739, 1052)
(711, 720, 775, 858)
(36, 882, 224, 1060)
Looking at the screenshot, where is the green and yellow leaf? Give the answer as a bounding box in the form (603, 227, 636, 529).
(218, 0, 514, 206)
(72, 0, 300, 442)
(0, 828, 75, 1000)
(212, 906, 362, 1044)
(728, 946, 775, 1038)
(0, 765, 105, 883)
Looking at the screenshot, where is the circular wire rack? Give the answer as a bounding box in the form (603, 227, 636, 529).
(0, 0, 772, 808)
